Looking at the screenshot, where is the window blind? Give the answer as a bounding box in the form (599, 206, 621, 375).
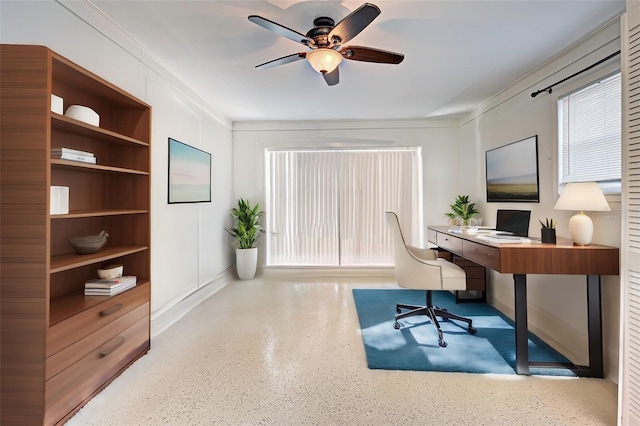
(558, 72, 621, 186)
(265, 148, 423, 267)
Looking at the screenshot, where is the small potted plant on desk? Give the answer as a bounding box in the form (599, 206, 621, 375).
(226, 198, 264, 280)
(445, 195, 479, 227)
(539, 218, 556, 244)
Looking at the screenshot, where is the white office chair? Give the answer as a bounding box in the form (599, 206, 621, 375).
(385, 211, 476, 347)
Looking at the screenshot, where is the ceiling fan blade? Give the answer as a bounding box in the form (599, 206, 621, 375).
(323, 67, 339, 86)
(256, 53, 306, 70)
(248, 15, 315, 47)
(328, 3, 381, 45)
(340, 46, 404, 64)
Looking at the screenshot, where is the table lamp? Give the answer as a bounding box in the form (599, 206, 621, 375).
(553, 182, 610, 245)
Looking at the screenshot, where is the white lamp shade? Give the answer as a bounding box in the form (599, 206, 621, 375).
(306, 49, 343, 74)
(553, 182, 610, 212)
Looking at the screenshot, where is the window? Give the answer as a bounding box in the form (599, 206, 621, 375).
(557, 72, 621, 194)
(265, 148, 423, 267)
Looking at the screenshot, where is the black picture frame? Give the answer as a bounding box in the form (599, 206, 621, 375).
(168, 138, 212, 204)
(485, 135, 539, 203)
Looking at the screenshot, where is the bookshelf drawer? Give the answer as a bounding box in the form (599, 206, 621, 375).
(47, 282, 149, 357)
(45, 316, 149, 426)
(46, 302, 148, 380)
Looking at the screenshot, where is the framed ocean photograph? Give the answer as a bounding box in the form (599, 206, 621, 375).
(485, 136, 539, 203)
(168, 138, 211, 203)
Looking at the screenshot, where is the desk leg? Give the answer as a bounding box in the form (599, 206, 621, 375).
(587, 275, 604, 379)
(514, 274, 530, 375)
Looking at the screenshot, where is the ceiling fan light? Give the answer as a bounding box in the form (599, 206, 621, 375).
(306, 49, 342, 74)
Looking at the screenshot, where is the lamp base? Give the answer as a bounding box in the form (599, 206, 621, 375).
(568, 211, 593, 246)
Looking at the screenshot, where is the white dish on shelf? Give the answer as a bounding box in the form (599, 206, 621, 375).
(97, 264, 123, 279)
(65, 105, 100, 126)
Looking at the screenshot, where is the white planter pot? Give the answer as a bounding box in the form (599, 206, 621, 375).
(236, 247, 258, 280)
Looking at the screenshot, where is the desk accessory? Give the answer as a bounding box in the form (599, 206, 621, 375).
(554, 182, 610, 245)
(539, 218, 556, 244)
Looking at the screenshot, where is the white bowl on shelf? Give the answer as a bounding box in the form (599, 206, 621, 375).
(65, 105, 100, 127)
(97, 264, 123, 279)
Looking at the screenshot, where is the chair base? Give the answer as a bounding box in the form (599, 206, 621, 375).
(393, 291, 476, 347)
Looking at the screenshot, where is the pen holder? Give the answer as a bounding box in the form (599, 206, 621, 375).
(541, 228, 556, 244)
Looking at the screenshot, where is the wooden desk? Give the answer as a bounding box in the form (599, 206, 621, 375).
(427, 226, 620, 377)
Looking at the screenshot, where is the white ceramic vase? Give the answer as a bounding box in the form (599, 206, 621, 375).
(236, 247, 258, 280)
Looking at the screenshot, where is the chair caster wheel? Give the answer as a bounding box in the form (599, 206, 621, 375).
(468, 326, 477, 335)
(439, 339, 447, 347)
(393, 322, 401, 330)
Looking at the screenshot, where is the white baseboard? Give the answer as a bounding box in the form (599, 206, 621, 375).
(260, 267, 395, 278)
(150, 266, 234, 339)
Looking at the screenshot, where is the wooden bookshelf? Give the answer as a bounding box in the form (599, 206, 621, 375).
(1, 44, 152, 425)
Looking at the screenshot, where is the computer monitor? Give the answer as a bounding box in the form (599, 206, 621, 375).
(495, 210, 531, 237)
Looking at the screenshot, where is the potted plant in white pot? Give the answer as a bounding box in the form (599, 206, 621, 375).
(226, 198, 264, 280)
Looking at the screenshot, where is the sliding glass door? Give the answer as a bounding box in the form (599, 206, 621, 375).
(265, 148, 423, 267)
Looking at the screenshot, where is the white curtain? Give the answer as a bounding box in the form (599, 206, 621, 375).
(266, 148, 423, 267)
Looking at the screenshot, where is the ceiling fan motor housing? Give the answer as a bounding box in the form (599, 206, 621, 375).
(307, 17, 339, 47)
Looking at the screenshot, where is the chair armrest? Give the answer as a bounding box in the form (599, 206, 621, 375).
(435, 258, 466, 290)
(406, 245, 437, 261)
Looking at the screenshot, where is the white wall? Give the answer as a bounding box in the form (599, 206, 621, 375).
(459, 19, 623, 380)
(0, 0, 235, 335)
(232, 119, 462, 267)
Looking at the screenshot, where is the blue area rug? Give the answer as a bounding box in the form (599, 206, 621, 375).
(353, 289, 575, 376)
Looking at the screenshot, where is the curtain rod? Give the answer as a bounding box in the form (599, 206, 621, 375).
(530, 50, 621, 98)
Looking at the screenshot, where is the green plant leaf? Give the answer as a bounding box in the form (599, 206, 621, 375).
(226, 198, 264, 248)
(446, 195, 478, 225)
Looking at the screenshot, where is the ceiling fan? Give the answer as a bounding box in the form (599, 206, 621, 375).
(248, 3, 404, 86)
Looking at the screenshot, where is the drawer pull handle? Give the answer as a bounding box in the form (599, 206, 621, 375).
(99, 336, 125, 357)
(100, 303, 123, 317)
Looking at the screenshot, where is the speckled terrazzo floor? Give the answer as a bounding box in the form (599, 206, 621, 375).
(66, 275, 617, 425)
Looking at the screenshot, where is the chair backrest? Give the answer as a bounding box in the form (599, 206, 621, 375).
(385, 211, 444, 290)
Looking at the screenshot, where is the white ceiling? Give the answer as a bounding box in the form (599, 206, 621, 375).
(90, 0, 625, 122)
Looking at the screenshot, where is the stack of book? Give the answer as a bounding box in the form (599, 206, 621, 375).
(51, 147, 96, 164)
(85, 275, 137, 296)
